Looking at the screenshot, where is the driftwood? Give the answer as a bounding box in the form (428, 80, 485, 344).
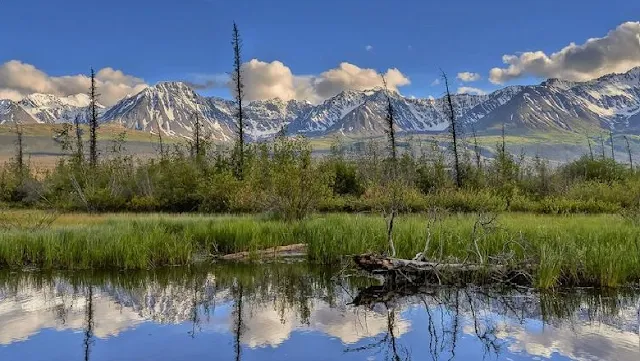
(353, 254, 531, 286)
(221, 244, 307, 261)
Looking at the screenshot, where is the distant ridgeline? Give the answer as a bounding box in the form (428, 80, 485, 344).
(1, 67, 639, 141)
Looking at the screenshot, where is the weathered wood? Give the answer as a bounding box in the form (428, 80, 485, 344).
(221, 244, 307, 261)
(354, 254, 506, 273)
(353, 254, 531, 286)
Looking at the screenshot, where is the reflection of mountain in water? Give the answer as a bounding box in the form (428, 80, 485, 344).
(0, 265, 638, 361)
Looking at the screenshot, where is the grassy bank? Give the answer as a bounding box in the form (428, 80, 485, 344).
(1, 211, 639, 289)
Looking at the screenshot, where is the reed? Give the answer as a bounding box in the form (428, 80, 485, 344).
(0, 211, 638, 289)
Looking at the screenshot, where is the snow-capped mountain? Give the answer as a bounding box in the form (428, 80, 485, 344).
(1, 67, 640, 140)
(210, 96, 314, 138)
(18, 93, 104, 124)
(0, 99, 39, 124)
(475, 68, 640, 132)
(101, 82, 235, 141)
(0, 93, 104, 125)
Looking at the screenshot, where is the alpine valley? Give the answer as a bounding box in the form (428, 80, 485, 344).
(1, 67, 639, 141)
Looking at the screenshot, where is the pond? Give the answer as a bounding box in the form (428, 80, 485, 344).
(0, 262, 638, 361)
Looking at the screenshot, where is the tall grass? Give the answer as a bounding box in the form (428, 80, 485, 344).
(0, 212, 639, 289)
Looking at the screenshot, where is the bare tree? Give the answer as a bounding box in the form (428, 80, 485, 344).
(231, 22, 246, 179)
(14, 122, 24, 177)
(586, 134, 594, 160)
(88, 68, 99, 167)
(599, 134, 606, 159)
(624, 135, 633, 170)
(154, 117, 164, 158)
(609, 130, 615, 161)
(191, 111, 204, 160)
(442, 72, 462, 188)
(382, 77, 397, 162)
(74, 114, 84, 164)
(382, 75, 398, 257)
(471, 124, 481, 169)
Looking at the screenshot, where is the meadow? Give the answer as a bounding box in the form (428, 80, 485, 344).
(1, 211, 639, 289)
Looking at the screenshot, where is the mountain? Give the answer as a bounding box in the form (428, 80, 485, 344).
(101, 82, 235, 141)
(0, 93, 104, 125)
(17, 93, 104, 124)
(474, 68, 640, 132)
(0, 99, 39, 124)
(209, 96, 314, 138)
(1, 67, 640, 141)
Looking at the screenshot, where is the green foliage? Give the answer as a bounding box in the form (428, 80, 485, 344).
(1, 212, 640, 288)
(244, 137, 334, 220)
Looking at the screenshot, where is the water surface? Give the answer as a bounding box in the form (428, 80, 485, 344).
(0, 263, 638, 361)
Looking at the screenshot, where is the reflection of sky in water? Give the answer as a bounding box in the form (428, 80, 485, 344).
(0, 271, 638, 361)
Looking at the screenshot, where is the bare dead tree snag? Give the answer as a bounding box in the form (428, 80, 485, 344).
(625, 135, 633, 170)
(587, 134, 594, 160)
(232, 22, 246, 179)
(74, 114, 83, 164)
(471, 124, 481, 169)
(382, 76, 397, 163)
(382, 75, 398, 257)
(88, 68, 99, 167)
(191, 111, 203, 159)
(155, 117, 164, 158)
(610, 130, 615, 161)
(14, 122, 24, 178)
(442, 72, 462, 188)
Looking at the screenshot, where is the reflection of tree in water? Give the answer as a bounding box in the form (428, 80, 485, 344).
(345, 302, 411, 361)
(232, 283, 244, 361)
(83, 286, 94, 361)
(1, 264, 639, 360)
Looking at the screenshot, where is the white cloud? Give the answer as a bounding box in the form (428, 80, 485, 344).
(457, 86, 487, 95)
(365, 45, 373, 51)
(431, 78, 441, 86)
(489, 21, 640, 84)
(457, 72, 481, 82)
(237, 59, 411, 103)
(0, 60, 147, 106)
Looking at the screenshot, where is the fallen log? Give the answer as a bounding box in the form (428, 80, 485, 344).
(353, 254, 531, 285)
(354, 254, 507, 273)
(221, 243, 307, 261)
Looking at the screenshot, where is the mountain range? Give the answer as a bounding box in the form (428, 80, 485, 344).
(1, 67, 639, 141)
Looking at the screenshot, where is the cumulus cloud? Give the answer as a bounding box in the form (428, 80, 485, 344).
(0, 60, 147, 106)
(365, 45, 373, 51)
(457, 86, 487, 95)
(431, 78, 440, 86)
(457, 72, 481, 82)
(237, 59, 411, 103)
(489, 21, 640, 84)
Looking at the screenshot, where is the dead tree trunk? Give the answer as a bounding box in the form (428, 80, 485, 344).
(610, 130, 615, 161)
(442, 72, 462, 188)
(74, 114, 83, 164)
(14, 122, 24, 178)
(88, 68, 99, 167)
(625, 135, 633, 170)
(382, 75, 398, 257)
(232, 22, 245, 180)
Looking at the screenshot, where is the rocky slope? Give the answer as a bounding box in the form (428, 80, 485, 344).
(1, 67, 639, 140)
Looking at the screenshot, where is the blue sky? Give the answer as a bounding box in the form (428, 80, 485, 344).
(1, 0, 639, 104)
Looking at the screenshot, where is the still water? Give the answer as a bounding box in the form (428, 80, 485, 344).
(0, 262, 638, 361)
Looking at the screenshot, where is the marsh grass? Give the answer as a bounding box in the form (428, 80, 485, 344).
(0, 211, 639, 289)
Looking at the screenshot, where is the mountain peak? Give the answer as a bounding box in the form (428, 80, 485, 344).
(151, 81, 195, 94)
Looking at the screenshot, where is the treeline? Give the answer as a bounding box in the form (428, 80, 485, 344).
(0, 131, 638, 218)
(2, 21, 639, 218)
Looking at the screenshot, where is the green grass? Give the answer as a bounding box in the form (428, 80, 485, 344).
(0, 211, 639, 289)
